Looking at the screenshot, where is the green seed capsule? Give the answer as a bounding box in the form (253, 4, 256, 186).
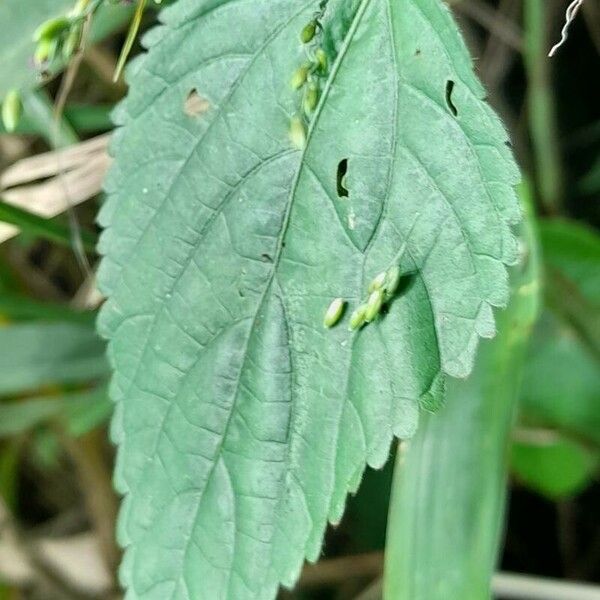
(383, 265, 402, 299)
(33, 17, 71, 43)
(291, 65, 309, 90)
(303, 82, 319, 114)
(315, 48, 328, 73)
(368, 271, 386, 293)
(365, 289, 384, 322)
(324, 298, 345, 328)
(34, 37, 57, 65)
(349, 304, 368, 331)
(62, 25, 82, 60)
(2, 89, 22, 133)
(289, 115, 306, 149)
(300, 20, 317, 44)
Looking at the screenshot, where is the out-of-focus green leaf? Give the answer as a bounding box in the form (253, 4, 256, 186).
(0, 0, 135, 100)
(519, 219, 600, 445)
(0, 397, 61, 437)
(0, 197, 97, 252)
(580, 156, 600, 195)
(540, 218, 600, 305)
(0, 322, 107, 396)
(519, 312, 600, 446)
(383, 192, 540, 599)
(63, 386, 112, 436)
(0, 294, 95, 324)
(0, 386, 110, 438)
(511, 436, 598, 499)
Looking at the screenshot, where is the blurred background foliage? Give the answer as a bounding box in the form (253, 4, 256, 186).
(0, 0, 598, 599)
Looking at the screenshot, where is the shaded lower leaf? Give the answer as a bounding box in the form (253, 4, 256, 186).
(511, 436, 598, 500)
(97, 0, 521, 597)
(0, 322, 107, 396)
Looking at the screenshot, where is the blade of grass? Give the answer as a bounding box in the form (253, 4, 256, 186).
(0, 198, 96, 253)
(0, 293, 96, 324)
(383, 189, 541, 599)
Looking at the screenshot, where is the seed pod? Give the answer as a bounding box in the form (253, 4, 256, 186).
(349, 304, 368, 331)
(368, 271, 386, 293)
(315, 48, 328, 73)
(300, 20, 317, 44)
(324, 298, 345, 328)
(33, 17, 71, 43)
(383, 265, 401, 299)
(303, 82, 319, 114)
(2, 89, 22, 133)
(34, 37, 57, 66)
(289, 115, 306, 149)
(291, 65, 309, 90)
(62, 25, 82, 61)
(365, 289, 383, 322)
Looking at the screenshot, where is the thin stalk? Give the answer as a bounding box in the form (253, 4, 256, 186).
(524, 0, 564, 213)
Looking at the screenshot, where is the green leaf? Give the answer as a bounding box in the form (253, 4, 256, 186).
(519, 220, 600, 445)
(98, 0, 520, 597)
(520, 312, 600, 446)
(0, 386, 111, 438)
(511, 436, 598, 500)
(0, 322, 108, 396)
(540, 218, 600, 306)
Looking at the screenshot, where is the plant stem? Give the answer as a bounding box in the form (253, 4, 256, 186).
(524, 0, 564, 213)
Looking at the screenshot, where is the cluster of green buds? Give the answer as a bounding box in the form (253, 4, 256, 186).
(324, 265, 402, 331)
(288, 7, 330, 150)
(31, 1, 89, 69)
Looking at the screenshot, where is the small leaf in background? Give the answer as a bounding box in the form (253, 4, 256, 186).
(511, 436, 598, 500)
(519, 312, 600, 446)
(0, 322, 107, 396)
(0, 386, 111, 439)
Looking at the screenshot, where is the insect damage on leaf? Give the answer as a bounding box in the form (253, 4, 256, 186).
(97, 0, 522, 598)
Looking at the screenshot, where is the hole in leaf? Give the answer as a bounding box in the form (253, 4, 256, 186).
(336, 158, 349, 197)
(184, 89, 210, 117)
(445, 80, 458, 116)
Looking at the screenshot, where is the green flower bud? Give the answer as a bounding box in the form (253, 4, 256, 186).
(365, 289, 383, 322)
(291, 65, 309, 90)
(289, 115, 306, 149)
(315, 48, 328, 73)
(33, 17, 71, 43)
(323, 298, 345, 328)
(383, 265, 402, 299)
(349, 304, 368, 331)
(2, 89, 22, 133)
(368, 271, 386, 293)
(303, 82, 319, 114)
(300, 20, 317, 44)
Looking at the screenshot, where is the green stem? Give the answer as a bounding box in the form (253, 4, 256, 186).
(524, 0, 564, 213)
(383, 190, 541, 599)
